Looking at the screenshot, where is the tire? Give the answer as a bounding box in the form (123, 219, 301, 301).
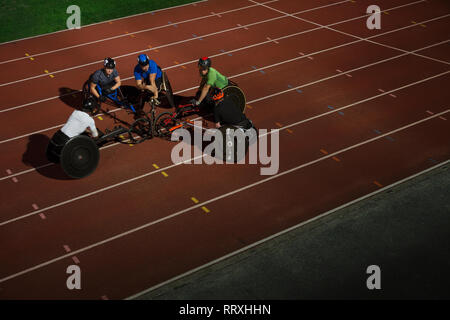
(155, 112, 178, 139)
(60, 135, 100, 179)
(129, 118, 152, 141)
(223, 86, 246, 113)
(161, 72, 175, 109)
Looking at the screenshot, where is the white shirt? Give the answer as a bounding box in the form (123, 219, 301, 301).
(61, 110, 99, 138)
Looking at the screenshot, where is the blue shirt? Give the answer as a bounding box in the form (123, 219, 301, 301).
(134, 60, 162, 82)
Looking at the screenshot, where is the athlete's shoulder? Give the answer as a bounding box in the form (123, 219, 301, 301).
(133, 64, 142, 72)
(92, 69, 103, 76)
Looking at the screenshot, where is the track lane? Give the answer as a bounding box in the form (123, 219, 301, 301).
(0, 109, 448, 298)
(1, 39, 448, 220)
(0, 3, 284, 83)
(0, 57, 448, 278)
(0, 0, 448, 299)
(0, 0, 438, 114)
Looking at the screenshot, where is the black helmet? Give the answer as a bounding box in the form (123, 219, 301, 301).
(137, 54, 149, 66)
(82, 96, 97, 113)
(198, 57, 211, 70)
(104, 57, 116, 69)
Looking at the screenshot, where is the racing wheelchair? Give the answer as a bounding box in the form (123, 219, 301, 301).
(154, 79, 247, 139)
(81, 75, 136, 114)
(47, 78, 247, 179)
(81, 71, 175, 115)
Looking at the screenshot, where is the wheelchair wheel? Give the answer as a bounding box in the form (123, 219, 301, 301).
(155, 112, 179, 139)
(161, 72, 175, 109)
(60, 135, 100, 179)
(129, 118, 152, 142)
(223, 86, 246, 113)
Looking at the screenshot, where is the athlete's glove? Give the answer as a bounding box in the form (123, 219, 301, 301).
(99, 95, 107, 103)
(150, 97, 161, 106)
(190, 99, 200, 106)
(103, 88, 113, 95)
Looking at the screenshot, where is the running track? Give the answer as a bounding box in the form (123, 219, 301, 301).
(0, 0, 449, 299)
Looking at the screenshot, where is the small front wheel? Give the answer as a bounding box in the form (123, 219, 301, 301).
(155, 112, 179, 139)
(128, 118, 152, 143)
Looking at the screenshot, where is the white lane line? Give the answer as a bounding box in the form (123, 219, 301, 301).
(0, 67, 448, 223)
(126, 158, 449, 299)
(0, 109, 448, 284)
(0, 0, 280, 65)
(0, 0, 209, 46)
(0, 0, 429, 88)
(251, 0, 450, 65)
(0, 45, 448, 183)
(0, 0, 435, 113)
(1, 31, 447, 147)
(1, 0, 354, 63)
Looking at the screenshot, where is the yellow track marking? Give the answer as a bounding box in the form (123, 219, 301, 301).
(201, 206, 210, 213)
(191, 197, 199, 204)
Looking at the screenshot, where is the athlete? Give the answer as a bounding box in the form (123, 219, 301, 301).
(90, 57, 121, 102)
(47, 99, 100, 158)
(191, 57, 229, 107)
(134, 53, 163, 105)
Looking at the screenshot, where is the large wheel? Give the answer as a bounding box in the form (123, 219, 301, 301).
(223, 85, 246, 113)
(127, 118, 152, 143)
(155, 112, 179, 139)
(60, 135, 100, 179)
(161, 72, 175, 109)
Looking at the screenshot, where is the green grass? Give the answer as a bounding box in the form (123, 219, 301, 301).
(0, 0, 198, 43)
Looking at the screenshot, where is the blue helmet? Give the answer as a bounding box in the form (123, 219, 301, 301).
(138, 54, 149, 66)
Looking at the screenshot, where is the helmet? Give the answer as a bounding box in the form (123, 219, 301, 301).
(198, 57, 211, 70)
(211, 88, 224, 102)
(137, 54, 149, 66)
(82, 96, 98, 113)
(104, 57, 116, 69)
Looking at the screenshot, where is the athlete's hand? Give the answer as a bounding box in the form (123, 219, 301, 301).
(103, 88, 113, 95)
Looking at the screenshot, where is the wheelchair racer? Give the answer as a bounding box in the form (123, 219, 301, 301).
(134, 53, 163, 106)
(48, 98, 100, 152)
(90, 57, 121, 103)
(191, 57, 229, 107)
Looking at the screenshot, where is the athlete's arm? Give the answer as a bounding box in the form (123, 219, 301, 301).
(148, 73, 158, 99)
(87, 118, 99, 138)
(198, 83, 211, 103)
(90, 82, 100, 98)
(111, 76, 121, 90)
(136, 79, 146, 90)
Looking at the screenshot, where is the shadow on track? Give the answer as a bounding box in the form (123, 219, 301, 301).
(22, 134, 71, 180)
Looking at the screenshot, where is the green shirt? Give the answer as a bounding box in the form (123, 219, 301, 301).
(205, 67, 228, 89)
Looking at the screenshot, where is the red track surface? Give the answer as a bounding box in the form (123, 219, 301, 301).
(0, 0, 449, 299)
